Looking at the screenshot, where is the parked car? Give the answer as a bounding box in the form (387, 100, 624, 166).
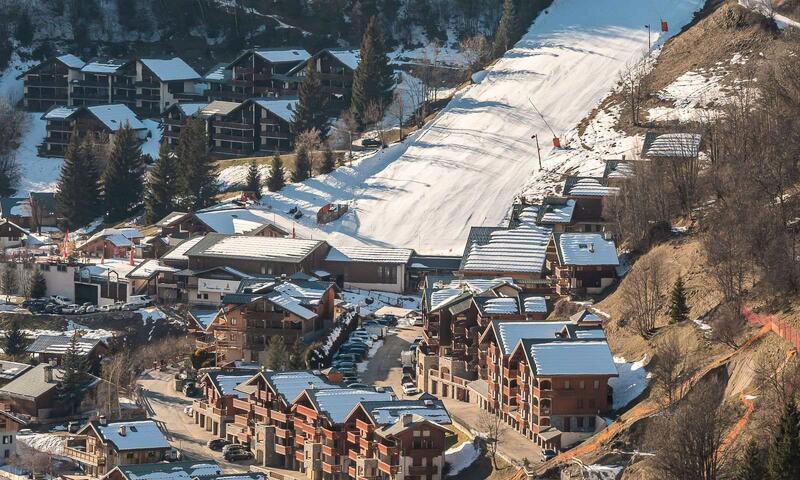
(413, 336, 423, 344)
(61, 304, 81, 315)
(206, 438, 231, 451)
(402, 374, 414, 385)
(44, 303, 62, 314)
(224, 450, 254, 462)
(361, 138, 385, 148)
(402, 365, 414, 375)
(347, 383, 369, 389)
(542, 449, 557, 461)
(402, 383, 418, 395)
(50, 295, 71, 306)
(183, 406, 193, 417)
(78, 302, 96, 314)
(222, 443, 247, 455)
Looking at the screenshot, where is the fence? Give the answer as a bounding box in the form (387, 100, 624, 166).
(742, 306, 800, 351)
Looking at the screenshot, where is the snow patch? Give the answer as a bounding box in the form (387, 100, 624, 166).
(17, 432, 65, 456)
(445, 440, 481, 476)
(609, 355, 651, 410)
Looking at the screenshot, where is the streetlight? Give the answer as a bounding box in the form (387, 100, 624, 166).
(328, 124, 354, 166)
(644, 24, 651, 50)
(531, 134, 542, 170)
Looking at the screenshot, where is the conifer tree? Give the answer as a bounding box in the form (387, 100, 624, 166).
(245, 159, 262, 199)
(15, 11, 34, 47)
(292, 64, 328, 136)
(288, 338, 307, 370)
(103, 124, 145, 221)
(493, 0, 518, 58)
(58, 332, 90, 415)
(736, 441, 766, 480)
(144, 143, 179, 224)
(768, 400, 800, 479)
(56, 134, 103, 228)
(29, 268, 47, 299)
(668, 277, 690, 323)
(265, 335, 288, 371)
(176, 117, 218, 209)
(267, 153, 285, 192)
(351, 16, 394, 125)
(3, 319, 28, 358)
(292, 146, 311, 183)
(0, 264, 17, 299)
(320, 145, 336, 174)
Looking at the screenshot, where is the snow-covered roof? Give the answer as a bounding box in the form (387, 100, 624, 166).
(186, 234, 324, 263)
(194, 208, 287, 235)
(43, 106, 79, 120)
(461, 223, 551, 273)
(116, 461, 221, 480)
(254, 48, 311, 64)
(204, 63, 228, 82)
(265, 371, 339, 404)
(328, 49, 360, 70)
(266, 291, 317, 320)
(200, 101, 242, 117)
(325, 245, 413, 264)
(140, 58, 201, 82)
(428, 277, 517, 312)
(481, 297, 519, 315)
(642, 132, 702, 158)
(57, 54, 85, 69)
(81, 59, 128, 74)
(308, 388, 393, 424)
(360, 399, 451, 426)
(538, 199, 575, 224)
(87, 104, 146, 132)
(273, 281, 328, 306)
(176, 102, 208, 117)
(161, 236, 204, 262)
(26, 335, 103, 355)
(523, 296, 547, 314)
(94, 420, 170, 451)
(564, 177, 619, 197)
(78, 227, 143, 250)
(556, 233, 619, 266)
(494, 322, 568, 355)
(252, 98, 298, 124)
(189, 308, 219, 330)
(523, 340, 618, 377)
(208, 372, 253, 399)
(127, 259, 179, 279)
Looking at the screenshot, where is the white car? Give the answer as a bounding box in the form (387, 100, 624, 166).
(183, 406, 193, 417)
(123, 295, 154, 310)
(50, 295, 71, 305)
(402, 383, 418, 395)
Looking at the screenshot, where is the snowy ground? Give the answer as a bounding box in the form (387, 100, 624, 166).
(250, 0, 704, 254)
(340, 290, 420, 316)
(444, 440, 481, 476)
(609, 355, 651, 410)
(17, 432, 65, 456)
(356, 339, 384, 373)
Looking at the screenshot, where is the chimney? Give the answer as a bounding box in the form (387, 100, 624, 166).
(99, 415, 108, 426)
(43, 365, 53, 383)
(401, 413, 413, 427)
(423, 399, 433, 407)
(588, 243, 595, 253)
(118, 425, 127, 436)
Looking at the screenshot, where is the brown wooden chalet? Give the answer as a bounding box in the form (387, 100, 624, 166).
(546, 233, 619, 295)
(223, 48, 310, 101)
(39, 104, 147, 157)
(192, 369, 256, 440)
(288, 49, 359, 113)
(70, 59, 133, 108)
(18, 54, 85, 111)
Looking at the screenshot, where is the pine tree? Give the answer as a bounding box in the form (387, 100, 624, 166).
(768, 400, 800, 480)
(3, 320, 28, 358)
(320, 145, 336, 174)
(292, 146, 311, 183)
(103, 124, 145, 222)
(736, 441, 765, 480)
(351, 16, 394, 125)
(15, 11, 34, 47)
(288, 338, 307, 370)
(493, 0, 518, 58)
(292, 64, 328, 136)
(55, 134, 102, 228)
(264, 335, 288, 371)
(245, 159, 262, 199)
(58, 332, 90, 415)
(0, 264, 16, 299)
(29, 268, 47, 299)
(267, 153, 286, 192)
(668, 277, 690, 323)
(144, 143, 179, 224)
(176, 117, 218, 210)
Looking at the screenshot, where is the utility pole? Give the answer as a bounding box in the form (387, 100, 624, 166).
(531, 134, 542, 170)
(644, 24, 651, 50)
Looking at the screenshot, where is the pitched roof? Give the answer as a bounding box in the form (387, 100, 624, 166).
(490, 321, 569, 355)
(408, 255, 462, 271)
(29, 192, 57, 215)
(26, 335, 104, 355)
(641, 132, 702, 158)
(155, 211, 191, 228)
(251, 97, 299, 124)
(193, 208, 288, 235)
(86, 104, 146, 132)
(603, 159, 636, 179)
(140, 58, 201, 82)
(536, 199, 575, 224)
(357, 398, 451, 426)
(519, 339, 618, 377)
(563, 177, 619, 197)
(161, 236, 205, 263)
(304, 388, 393, 424)
(185, 233, 325, 263)
(126, 259, 179, 280)
(88, 420, 171, 451)
(328, 49, 360, 70)
(427, 277, 518, 312)
(0, 361, 31, 381)
(57, 54, 85, 69)
(554, 233, 619, 266)
(460, 222, 552, 273)
(0, 364, 63, 399)
(109, 461, 221, 480)
(253, 48, 311, 64)
(325, 245, 413, 264)
(473, 297, 519, 316)
(523, 296, 547, 314)
(458, 227, 503, 270)
(200, 101, 242, 117)
(204, 63, 228, 82)
(0, 198, 27, 218)
(203, 370, 255, 399)
(78, 227, 143, 249)
(263, 290, 317, 320)
(252, 371, 340, 405)
(81, 59, 129, 74)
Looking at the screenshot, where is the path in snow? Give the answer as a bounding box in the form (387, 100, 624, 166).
(256, 0, 704, 254)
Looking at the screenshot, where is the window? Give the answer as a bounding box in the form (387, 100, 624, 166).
(588, 417, 596, 429)
(577, 399, 584, 409)
(579, 380, 585, 389)
(577, 417, 584, 428)
(564, 380, 571, 390)
(593, 380, 600, 389)
(1, 436, 11, 444)
(377, 265, 396, 284)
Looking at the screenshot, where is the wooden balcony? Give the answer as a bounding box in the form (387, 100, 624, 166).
(295, 421, 317, 436)
(275, 443, 292, 456)
(253, 404, 270, 419)
(376, 443, 398, 456)
(348, 449, 359, 462)
(275, 426, 291, 439)
(294, 450, 304, 463)
(346, 431, 360, 444)
(322, 462, 341, 474)
(214, 121, 254, 130)
(408, 465, 439, 476)
(234, 414, 250, 428)
(232, 398, 251, 412)
(321, 444, 335, 457)
(295, 405, 317, 419)
(64, 446, 103, 466)
(377, 460, 398, 475)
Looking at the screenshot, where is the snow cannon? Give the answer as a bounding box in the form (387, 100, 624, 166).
(552, 137, 562, 148)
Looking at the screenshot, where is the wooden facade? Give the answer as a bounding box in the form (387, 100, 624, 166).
(21, 57, 78, 111)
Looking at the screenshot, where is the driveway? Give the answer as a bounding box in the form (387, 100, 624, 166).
(361, 325, 420, 397)
(137, 369, 253, 472)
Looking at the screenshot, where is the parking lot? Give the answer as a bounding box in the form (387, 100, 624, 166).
(360, 324, 422, 395)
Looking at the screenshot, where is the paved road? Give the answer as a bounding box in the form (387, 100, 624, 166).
(361, 325, 420, 396)
(138, 369, 253, 473)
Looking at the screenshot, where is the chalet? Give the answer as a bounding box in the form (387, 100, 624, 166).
(0, 363, 100, 418)
(602, 159, 636, 186)
(0, 361, 31, 387)
(64, 420, 172, 477)
(640, 132, 702, 160)
(135, 58, 203, 115)
(161, 102, 208, 146)
(509, 198, 578, 233)
(70, 59, 132, 108)
(100, 461, 222, 480)
(224, 48, 311, 101)
(203, 63, 233, 101)
(155, 208, 291, 239)
(39, 104, 148, 157)
(250, 97, 298, 152)
(184, 233, 329, 277)
(562, 176, 619, 229)
(77, 228, 144, 258)
(19, 54, 85, 110)
(25, 334, 108, 367)
(159, 236, 205, 270)
(206, 277, 335, 364)
(229, 371, 340, 468)
(324, 245, 414, 294)
(0, 220, 36, 249)
(292, 387, 394, 480)
(201, 101, 252, 155)
(343, 399, 450, 480)
(0, 410, 26, 464)
(459, 215, 552, 291)
(547, 233, 619, 295)
(125, 259, 180, 300)
(180, 266, 252, 307)
(288, 49, 360, 112)
(193, 369, 255, 439)
(406, 254, 461, 292)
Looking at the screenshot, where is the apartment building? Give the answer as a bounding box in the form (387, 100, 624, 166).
(39, 104, 148, 157)
(546, 233, 619, 295)
(288, 49, 359, 113)
(193, 369, 256, 439)
(223, 48, 310, 101)
(71, 59, 132, 108)
(19, 54, 84, 111)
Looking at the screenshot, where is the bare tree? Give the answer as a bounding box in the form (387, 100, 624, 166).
(477, 409, 506, 469)
(618, 57, 652, 127)
(650, 336, 690, 407)
(363, 101, 386, 146)
(295, 128, 322, 173)
(709, 302, 746, 350)
(646, 378, 736, 480)
(621, 253, 665, 337)
(458, 35, 491, 74)
(10, 443, 54, 478)
(387, 89, 409, 141)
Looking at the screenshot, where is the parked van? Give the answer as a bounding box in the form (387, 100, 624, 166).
(123, 295, 154, 310)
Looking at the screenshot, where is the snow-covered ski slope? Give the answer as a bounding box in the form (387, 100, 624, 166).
(261, 0, 702, 253)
